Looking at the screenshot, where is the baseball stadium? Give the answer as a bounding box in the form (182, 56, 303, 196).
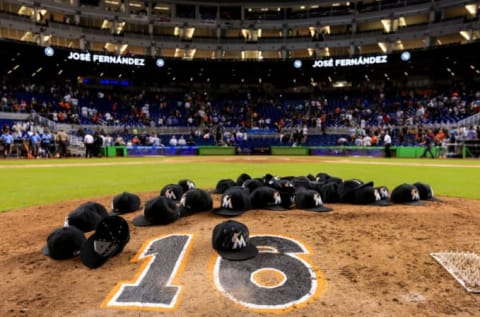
(0, 0, 480, 316)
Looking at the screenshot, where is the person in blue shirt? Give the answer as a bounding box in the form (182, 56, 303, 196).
(30, 131, 42, 158)
(41, 130, 55, 158)
(1, 130, 14, 158)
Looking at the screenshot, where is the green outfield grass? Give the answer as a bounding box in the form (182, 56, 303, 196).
(1, 156, 479, 212)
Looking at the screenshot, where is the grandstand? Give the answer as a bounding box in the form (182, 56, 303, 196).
(0, 0, 479, 158)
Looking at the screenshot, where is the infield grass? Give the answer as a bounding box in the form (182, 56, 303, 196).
(1, 156, 478, 212)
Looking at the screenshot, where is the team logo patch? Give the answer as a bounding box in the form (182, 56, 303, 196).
(411, 188, 420, 201)
(273, 192, 282, 205)
(313, 193, 323, 206)
(222, 195, 233, 209)
(165, 189, 177, 200)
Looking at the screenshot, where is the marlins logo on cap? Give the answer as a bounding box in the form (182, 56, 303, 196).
(212, 220, 258, 261)
(413, 182, 442, 202)
(351, 184, 392, 206)
(250, 186, 292, 211)
(390, 183, 424, 205)
(295, 189, 332, 212)
(178, 188, 213, 217)
(160, 184, 184, 201)
(213, 187, 251, 216)
(178, 179, 196, 192)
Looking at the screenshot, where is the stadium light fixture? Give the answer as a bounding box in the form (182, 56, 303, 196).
(465, 4, 478, 16)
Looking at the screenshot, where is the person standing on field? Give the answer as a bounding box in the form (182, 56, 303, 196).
(383, 130, 392, 158)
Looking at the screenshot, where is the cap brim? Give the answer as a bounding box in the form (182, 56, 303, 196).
(428, 197, 442, 202)
(41, 245, 50, 256)
(264, 205, 288, 211)
(213, 207, 245, 217)
(216, 244, 259, 261)
(300, 206, 333, 212)
(80, 236, 109, 269)
(108, 210, 121, 216)
(393, 200, 425, 206)
(369, 200, 393, 206)
(109, 206, 142, 216)
(131, 215, 154, 226)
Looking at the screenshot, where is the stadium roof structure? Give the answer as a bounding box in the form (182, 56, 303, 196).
(0, 0, 478, 61)
(0, 0, 478, 90)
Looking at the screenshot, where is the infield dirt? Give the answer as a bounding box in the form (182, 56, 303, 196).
(1, 191, 480, 317)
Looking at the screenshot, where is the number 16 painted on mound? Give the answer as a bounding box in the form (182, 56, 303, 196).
(101, 234, 326, 312)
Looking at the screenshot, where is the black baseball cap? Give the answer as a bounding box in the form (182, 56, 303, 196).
(65, 201, 108, 232)
(80, 215, 130, 269)
(241, 178, 264, 193)
(132, 196, 180, 226)
(290, 176, 312, 190)
(269, 179, 296, 193)
(390, 184, 425, 205)
(319, 182, 341, 203)
(211, 178, 237, 194)
(236, 173, 252, 186)
(160, 184, 184, 201)
(338, 179, 372, 203)
(212, 220, 258, 261)
(213, 187, 251, 216)
(294, 189, 333, 212)
(249, 186, 290, 211)
(262, 173, 279, 186)
(413, 182, 442, 202)
(42, 226, 86, 260)
(315, 172, 332, 182)
(110, 192, 141, 215)
(178, 178, 196, 192)
(351, 184, 392, 206)
(178, 188, 213, 217)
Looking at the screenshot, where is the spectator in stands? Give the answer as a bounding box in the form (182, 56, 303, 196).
(362, 134, 372, 146)
(30, 130, 41, 158)
(1, 129, 13, 158)
(169, 135, 178, 146)
(302, 124, 308, 144)
(1, 95, 9, 112)
(103, 134, 113, 147)
(41, 130, 55, 158)
(148, 132, 162, 147)
(131, 134, 141, 145)
(178, 135, 187, 146)
(186, 135, 196, 146)
(12, 129, 28, 158)
(114, 135, 126, 146)
(337, 136, 348, 145)
(467, 126, 477, 140)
